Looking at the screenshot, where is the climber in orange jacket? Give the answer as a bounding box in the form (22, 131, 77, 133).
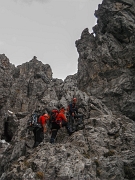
(56, 107, 67, 127)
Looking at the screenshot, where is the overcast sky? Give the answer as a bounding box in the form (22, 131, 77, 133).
(0, 0, 102, 80)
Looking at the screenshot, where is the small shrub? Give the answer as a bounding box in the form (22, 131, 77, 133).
(24, 160, 31, 168)
(36, 171, 44, 179)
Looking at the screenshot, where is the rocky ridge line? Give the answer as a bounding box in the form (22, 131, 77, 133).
(0, 0, 135, 179)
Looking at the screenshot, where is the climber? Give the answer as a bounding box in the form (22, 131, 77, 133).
(67, 97, 83, 131)
(33, 113, 49, 148)
(50, 107, 73, 144)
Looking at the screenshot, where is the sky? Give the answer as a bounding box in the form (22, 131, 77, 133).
(0, 0, 102, 80)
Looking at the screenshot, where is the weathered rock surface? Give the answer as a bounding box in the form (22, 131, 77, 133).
(0, 0, 135, 179)
(76, 0, 135, 120)
(0, 94, 135, 180)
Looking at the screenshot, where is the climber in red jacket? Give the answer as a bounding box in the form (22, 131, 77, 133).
(33, 113, 49, 148)
(38, 114, 49, 133)
(50, 107, 73, 144)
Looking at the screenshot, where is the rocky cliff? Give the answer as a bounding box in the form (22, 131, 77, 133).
(76, 0, 135, 120)
(0, 0, 135, 179)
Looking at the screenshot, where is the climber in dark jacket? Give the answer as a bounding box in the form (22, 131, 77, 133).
(67, 98, 83, 131)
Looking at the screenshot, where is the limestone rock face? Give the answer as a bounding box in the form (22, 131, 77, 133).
(0, 54, 15, 111)
(0, 56, 54, 140)
(76, 0, 135, 120)
(0, 56, 135, 179)
(0, 0, 135, 179)
(0, 94, 135, 180)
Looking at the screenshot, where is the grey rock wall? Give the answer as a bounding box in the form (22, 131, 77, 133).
(76, 0, 135, 120)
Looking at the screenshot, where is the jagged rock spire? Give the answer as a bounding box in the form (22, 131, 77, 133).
(76, 0, 135, 120)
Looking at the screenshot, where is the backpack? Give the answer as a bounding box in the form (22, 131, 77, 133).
(48, 109, 59, 127)
(27, 112, 41, 131)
